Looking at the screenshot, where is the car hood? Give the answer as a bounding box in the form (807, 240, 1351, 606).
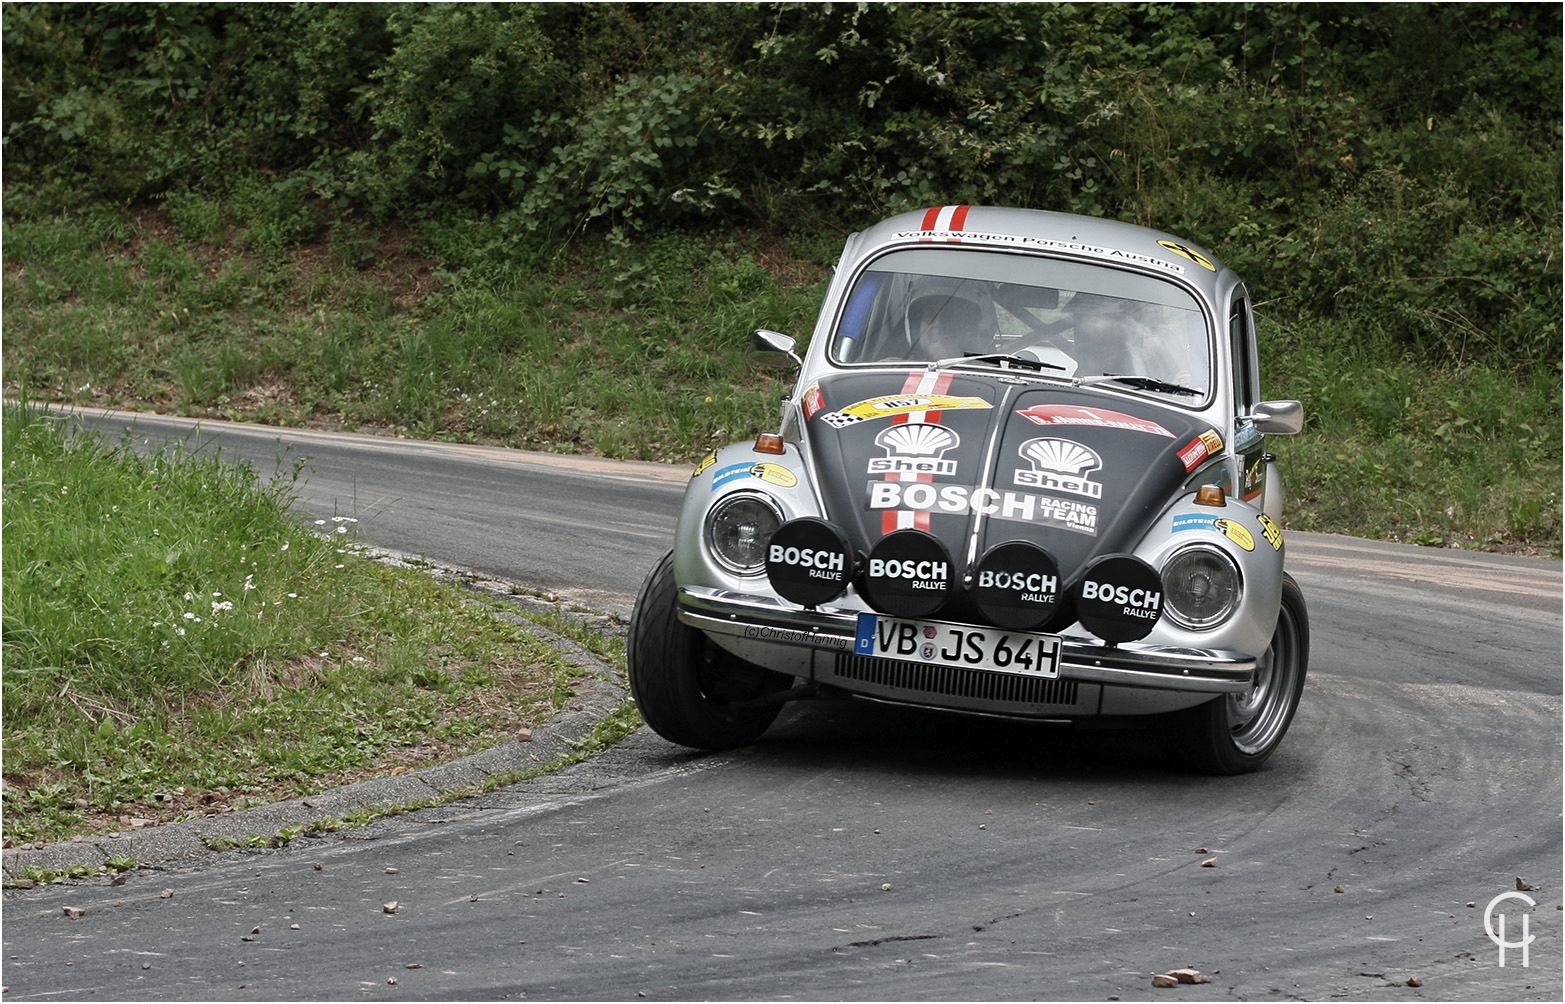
(803, 369, 1221, 586)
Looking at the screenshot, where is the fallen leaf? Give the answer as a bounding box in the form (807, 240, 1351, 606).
(63, 907, 85, 920)
(111, 874, 127, 886)
(383, 901, 400, 914)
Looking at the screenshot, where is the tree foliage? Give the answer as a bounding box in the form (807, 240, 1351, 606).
(4, 2, 1559, 365)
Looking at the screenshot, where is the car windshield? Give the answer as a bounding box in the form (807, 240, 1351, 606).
(829, 248, 1211, 396)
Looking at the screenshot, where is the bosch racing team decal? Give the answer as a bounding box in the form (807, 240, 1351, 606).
(868, 482, 1098, 536)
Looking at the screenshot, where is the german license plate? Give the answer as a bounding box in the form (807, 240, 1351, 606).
(854, 613, 1062, 679)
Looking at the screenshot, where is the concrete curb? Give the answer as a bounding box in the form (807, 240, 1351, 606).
(2, 552, 632, 880)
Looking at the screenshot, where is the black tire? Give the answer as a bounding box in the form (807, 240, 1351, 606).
(628, 550, 790, 749)
(1165, 573, 1310, 775)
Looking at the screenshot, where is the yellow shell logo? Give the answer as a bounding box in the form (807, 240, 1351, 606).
(751, 463, 797, 488)
(1213, 518, 1255, 551)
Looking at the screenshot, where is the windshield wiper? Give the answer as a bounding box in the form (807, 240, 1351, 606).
(931, 352, 1067, 373)
(1077, 373, 1203, 396)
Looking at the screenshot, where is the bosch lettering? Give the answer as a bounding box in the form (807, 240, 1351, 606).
(769, 545, 845, 573)
(977, 570, 1058, 595)
(1082, 580, 1161, 612)
(868, 559, 948, 582)
(867, 482, 1098, 535)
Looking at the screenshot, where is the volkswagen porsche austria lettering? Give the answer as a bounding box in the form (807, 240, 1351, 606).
(629, 206, 1310, 773)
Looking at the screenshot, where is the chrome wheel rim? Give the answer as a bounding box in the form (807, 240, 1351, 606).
(1226, 601, 1302, 756)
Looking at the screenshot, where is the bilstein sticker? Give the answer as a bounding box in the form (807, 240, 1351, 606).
(867, 482, 1098, 536)
(712, 462, 798, 491)
(1213, 518, 1255, 551)
(1016, 404, 1174, 438)
(821, 394, 992, 428)
(1256, 512, 1284, 551)
(1172, 513, 1217, 534)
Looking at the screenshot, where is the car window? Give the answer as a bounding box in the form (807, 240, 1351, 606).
(830, 249, 1210, 395)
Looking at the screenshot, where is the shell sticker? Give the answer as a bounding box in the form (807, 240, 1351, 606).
(1213, 518, 1255, 551)
(821, 394, 992, 429)
(1157, 239, 1217, 272)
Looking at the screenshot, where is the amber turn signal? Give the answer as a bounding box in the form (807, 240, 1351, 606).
(1194, 485, 1226, 507)
(753, 433, 786, 455)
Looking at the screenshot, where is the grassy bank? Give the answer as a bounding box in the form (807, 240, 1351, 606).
(4, 202, 1558, 555)
(1, 401, 589, 845)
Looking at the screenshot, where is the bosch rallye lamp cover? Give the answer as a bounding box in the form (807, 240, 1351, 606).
(629, 206, 1309, 774)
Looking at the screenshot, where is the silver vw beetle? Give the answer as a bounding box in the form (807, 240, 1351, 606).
(629, 206, 1308, 773)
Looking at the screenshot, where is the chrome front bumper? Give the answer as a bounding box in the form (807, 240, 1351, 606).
(678, 585, 1255, 695)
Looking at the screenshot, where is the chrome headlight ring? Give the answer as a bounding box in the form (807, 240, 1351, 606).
(704, 491, 785, 576)
(1160, 542, 1243, 631)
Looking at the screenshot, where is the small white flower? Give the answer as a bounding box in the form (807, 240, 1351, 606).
(320, 651, 330, 658)
(351, 656, 366, 664)
(281, 542, 290, 552)
(212, 592, 222, 598)
(287, 592, 298, 598)
(211, 600, 233, 612)
(183, 612, 196, 620)
(335, 525, 348, 534)
(314, 519, 326, 526)
(176, 628, 186, 636)
(184, 591, 194, 601)
(334, 564, 345, 569)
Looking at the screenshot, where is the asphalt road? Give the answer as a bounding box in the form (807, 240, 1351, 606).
(3, 408, 1560, 1001)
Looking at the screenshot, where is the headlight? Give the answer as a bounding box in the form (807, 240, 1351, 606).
(1160, 544, 1241, 630)
(705, 492, 784, 575)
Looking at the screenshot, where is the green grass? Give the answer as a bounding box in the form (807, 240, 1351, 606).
(2, 199, 1559, 554)
(1, 401, 579, 844)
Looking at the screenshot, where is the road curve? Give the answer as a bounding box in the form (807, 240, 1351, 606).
(3, 407, 1558, 1001)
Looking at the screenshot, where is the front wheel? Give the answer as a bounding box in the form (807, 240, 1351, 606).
(628, 550, 790, 750)
(1164, 573, 1309, 774)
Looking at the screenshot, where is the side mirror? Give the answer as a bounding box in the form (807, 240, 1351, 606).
(1248, 400, 1304, 435)
(751, 329, 802, 370)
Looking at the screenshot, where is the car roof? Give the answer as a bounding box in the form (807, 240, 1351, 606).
(842, 206, 1236, 305)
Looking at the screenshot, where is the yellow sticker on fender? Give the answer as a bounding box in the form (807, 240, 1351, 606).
(751, 463, 797, 488)
(692, 450, 718, 478)
(821, 394, 992, 428)
(1256, 512, 1283, 551)
(1214, 518, 1255, 551)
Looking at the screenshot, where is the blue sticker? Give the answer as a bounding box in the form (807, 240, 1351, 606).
(1172, 513, 1217, 534)
(855, 612, 878, 655)
(711, 463, 754, 491)
(1234, 424, 1263, 452)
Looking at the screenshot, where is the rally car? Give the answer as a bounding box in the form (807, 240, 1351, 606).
(628, 205, 1308, 773)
